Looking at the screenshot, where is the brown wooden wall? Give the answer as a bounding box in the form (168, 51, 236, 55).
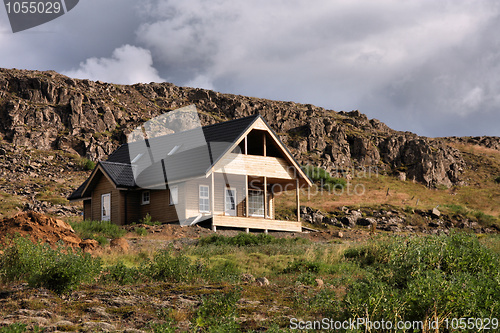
(83, 199, 92, 220)
(87, 173, 276, 225)
(90, 173, 122, 224)
(138, 188, 179, 224)
(123, 191, 140, 224)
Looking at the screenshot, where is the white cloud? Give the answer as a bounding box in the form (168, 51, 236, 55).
(2, 0, 500, 136)
(184, 75, 214, 90)
(136, 0, 496, 104)
(462, 87, 484, 110)
(64, 44, 164, 84)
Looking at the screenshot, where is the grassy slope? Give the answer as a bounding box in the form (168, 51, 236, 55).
(276, 143, 500, 228)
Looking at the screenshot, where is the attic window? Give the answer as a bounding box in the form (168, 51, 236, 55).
(131, 153, 143, 163)
(167, 145, 181, 156)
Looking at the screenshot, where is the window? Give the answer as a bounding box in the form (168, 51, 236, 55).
(248, 190, 264, 217)
(101, 193, 111, 221)
(169, 186, 178, 205)
(199, 185, 210, 212)
(225, 188, 236, 216)
(141, 191, 150, 205)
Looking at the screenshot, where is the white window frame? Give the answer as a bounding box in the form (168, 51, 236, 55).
(169, 185, 178, 205)
(224, 188, 237, 216)
(101, 193, 111, 221)
(141, 190, 150, 205)
(199, 185, 210, 213)
(248, 190, 265, 217)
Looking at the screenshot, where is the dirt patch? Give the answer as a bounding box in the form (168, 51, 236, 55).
(0, 211, 96, 251)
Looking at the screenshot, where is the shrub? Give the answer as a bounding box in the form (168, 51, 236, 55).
(442, 204, 468, 215)
(296, 271, 317, 286)
(283, 260, 322, 274)
(198, 233, 308, 247)
(302, 165, 346, 190)
(150, 322, 177, 333)
(147, 250, 194, 283)
(196, 288, 241, 330)
(0, 236, 101, 294)
(139, 213, 161, 226)
(341, 232, 500, 322)
(199, 233, 275, 246)
(100, 262, 144, 285)
(76, 157, 95, 171)
(29, 250, 101, 294)
(134, 227, 148, 236)
(69, 219, 126, 243)
(206, 260, 241, 283)
(0, 324, 42, 333)
(472, 210, 498, 226)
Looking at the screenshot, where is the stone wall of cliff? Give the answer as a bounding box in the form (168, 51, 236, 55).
(2, 68, 496, 187)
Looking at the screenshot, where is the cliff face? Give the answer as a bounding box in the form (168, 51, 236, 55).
(1, 68, 495, 188)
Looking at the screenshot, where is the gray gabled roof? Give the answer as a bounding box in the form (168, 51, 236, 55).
(69, 114, 262, 200)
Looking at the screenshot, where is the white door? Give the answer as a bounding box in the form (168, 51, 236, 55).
(101, 193, 111, 221)
(225, 188, 237, 216)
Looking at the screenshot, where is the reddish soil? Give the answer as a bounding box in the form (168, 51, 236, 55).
(0, 211, 97, 251)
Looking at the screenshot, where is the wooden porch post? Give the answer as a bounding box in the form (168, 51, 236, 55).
(245, 175, 249, 217)
(263, 132, 267, 157)
(264, 176, 267, 219)
(296, 178, 300, 222)
(211, 171, 215, 214)
(244, 135, 248, 155)
(211, 171, 216, 232)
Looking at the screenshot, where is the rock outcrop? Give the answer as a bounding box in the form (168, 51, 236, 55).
(0, 68, 489, 187)
(300, 205, 498, 234)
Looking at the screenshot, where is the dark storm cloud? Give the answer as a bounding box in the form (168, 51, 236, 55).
(1, 0, 499, 136)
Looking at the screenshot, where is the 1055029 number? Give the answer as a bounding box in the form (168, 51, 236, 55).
(443, 318, 499, 330)
(5, 1, 62, 14)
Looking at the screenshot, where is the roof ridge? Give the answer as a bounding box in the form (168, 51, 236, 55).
(100, 161, 131, 166)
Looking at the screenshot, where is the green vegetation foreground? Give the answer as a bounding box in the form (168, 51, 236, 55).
(0, 232, 499, 332)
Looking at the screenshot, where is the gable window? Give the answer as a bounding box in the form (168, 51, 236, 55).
(101, 193, 111, 221)
(141, 191, 150, 205)
(169, 186, 178, 205)
(199, 185, 210, 213)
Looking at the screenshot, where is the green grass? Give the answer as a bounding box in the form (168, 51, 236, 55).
(0, 324, 42, 333)
(74, 157, 95, 171)
(0, 236, 101, 294)
(302, 165, 347, 190)
(1, 232, 500, 331)
(138, 213, 161, 226)
(68, 219, 126, 245)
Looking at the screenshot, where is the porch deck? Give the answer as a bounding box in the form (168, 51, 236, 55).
(212, 215, 302, 232)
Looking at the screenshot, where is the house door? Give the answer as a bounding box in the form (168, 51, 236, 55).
(101, 193, 111, 221)
(225, 188, 237, 216)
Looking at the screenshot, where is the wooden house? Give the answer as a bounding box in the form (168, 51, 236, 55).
(68, 114, 312, 232)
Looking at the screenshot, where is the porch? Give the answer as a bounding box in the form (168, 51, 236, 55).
(212, 215, 302, 233)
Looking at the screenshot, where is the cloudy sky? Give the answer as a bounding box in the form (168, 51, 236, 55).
(1, 0, 499, 137)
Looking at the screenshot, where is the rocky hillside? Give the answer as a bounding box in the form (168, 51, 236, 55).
(0, 68, 498, 188)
